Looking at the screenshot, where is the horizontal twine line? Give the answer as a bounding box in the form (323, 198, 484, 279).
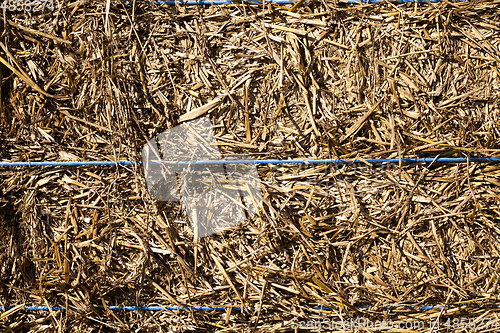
(1, 157, 500, 167)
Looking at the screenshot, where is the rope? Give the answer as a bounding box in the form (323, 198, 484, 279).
(150, 0, 460, 4)
(0, 305, 476, 312)
(1, 157, 500, 168)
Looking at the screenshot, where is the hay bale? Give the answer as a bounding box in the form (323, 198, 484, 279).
(1, 0, 500, 331)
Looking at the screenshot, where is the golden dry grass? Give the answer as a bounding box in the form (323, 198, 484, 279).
(1, 0, 500, 331)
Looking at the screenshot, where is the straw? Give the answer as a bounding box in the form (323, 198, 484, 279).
(1, 0, 500, 330)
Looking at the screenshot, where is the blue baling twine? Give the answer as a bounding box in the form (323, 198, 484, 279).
(147, 0, 465, 5)
(1, 305, 493, 312)
(1, 157, 500, 167)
